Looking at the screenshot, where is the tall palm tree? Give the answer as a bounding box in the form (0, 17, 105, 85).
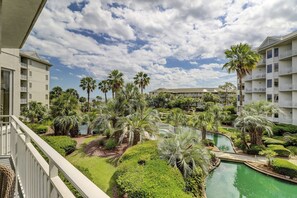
(107, 70, 124, 98)
(98, 80, 110, 103)
(191, 112, 213, 140)
(208, 104, 227, 132)
(134, 72, 150, 94)
(65, 88, 79, 99)
(219, 82, 236, 106)
(80, 77, 97, 111)
(222, 43, 260, 114)
(50, 86, 63, 100)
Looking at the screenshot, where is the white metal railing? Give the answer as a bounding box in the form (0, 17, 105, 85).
(21, 63, 28, 67)
(279, 102, 292, 107)
(279, 86, 292, 91)
(21, 87, 27, 92)
(252, 73, 266, 79)
(20, 99, 27, 104)
(253, 87, 266, 92)
(245, 75, 252, 80)
(279, 68, 292, 75)
(21, 75, 27, 80)
(279, 50, 292, 59)
(0, 115, 109, 198)
(245, 88, 252, 93)
(278, 117, 293, 124)
(257, 59, 266, 65)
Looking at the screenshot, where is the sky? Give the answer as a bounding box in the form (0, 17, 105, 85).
(23, 0, 297, 98)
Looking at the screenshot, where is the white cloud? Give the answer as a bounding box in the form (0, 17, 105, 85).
(51, 76, 59, 80)
(24, 0, 297, 91)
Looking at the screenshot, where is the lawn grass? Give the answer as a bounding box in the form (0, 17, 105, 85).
(67, 135, 116, 193)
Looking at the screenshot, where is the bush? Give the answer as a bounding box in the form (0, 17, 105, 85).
(202, 139, 215, 147)
(27, 123, 48, 134)
(272, 124, 297, 136)
(246, 145, 265, 155)
(271, 158, 297, 178)
(267, 145, 291, 157)
(286, 146, 297, 155)
(284, 136, 297, 147)
(114, 141, 191, 198)
(42, 136, 77, 156)
(263, 137, 285, 146)
(105, 139, 117, 150)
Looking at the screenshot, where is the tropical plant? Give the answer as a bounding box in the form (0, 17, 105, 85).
(165, 108, 188, 127)
(79, 96, 86, 103)
(208, 104, 227, 132)
(134, 72, 150, 94)
(223, 43, 261, 114)
(53, 115, 80, 137)
(50, 86, 63, 100)
(21, 101, 47, 123)
(191, 112, 213, 140)
(80, 77, 97, 112)
(219, 82, 236, 106)
(118, 109, 159, 146)
(234, 101, 279, 146)
(202, 92, 219, 104)
(259, 150, 277, 166)
(107, 70, 124, 98)
(82, 111, 97, 135)
(98, 80, 110, 103)
(65, 88, 79, 99)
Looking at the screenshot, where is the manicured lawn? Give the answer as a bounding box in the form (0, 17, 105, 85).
(67, 136, 116, 193)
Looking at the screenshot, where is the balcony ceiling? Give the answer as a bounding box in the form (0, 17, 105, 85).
(0, 0, 47, 49)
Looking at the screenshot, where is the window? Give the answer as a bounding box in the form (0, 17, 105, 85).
(274, 63, 279, 72)
(267, 64, 272, 73)
(45, 94, 48, 100)
(274, 113, 279, 118)
(274, 94, 279, 102)
(274, 48, 279, 57)
(46, 66, 49, 71)
(29, 94, 32, 99)
(46, 75, 48, 80)
(267, 94, 272, 102)
(267, 50, 272, 59)
(274, 79, 278, 87)
(29, 82, 32, 88)
(29, 71, 32, 76)
(267, 79, 272, 88)
(46, 85, 48, 90)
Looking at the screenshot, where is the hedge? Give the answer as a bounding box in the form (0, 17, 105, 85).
(271, 158, 297, 178)
(286, 146, 297, 155)
(272, 124, 297, 136)
(246, 145, 265, 155)
(42, 136, 77, 156)
(267, 145, 291, 157)
(263, 137, 285, 146)
(114, 141, 191, 198)
(284, 136, 297, 147)
(27, 123, 48, 134)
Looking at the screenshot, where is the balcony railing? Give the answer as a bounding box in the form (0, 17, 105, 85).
(21, 62, 28, 68)
(279, 102, 292, 107)
(252, 73, 266, 79)
(0, 115, 108, 198)
(253, 88, 266, 92)
(20, 75, 27, 80)
(20, 99, 27, 104)
(245, 88, 252, 93)
(279, 68, 292, 76)
(245, 75, 252, 81)
(278, 117, 293, 124)
(257, 59, 266, 66)
(21, 87, 27, 92)
(279, 86, 293, 91)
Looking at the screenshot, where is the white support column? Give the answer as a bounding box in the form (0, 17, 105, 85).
(0, 0, 2, 50)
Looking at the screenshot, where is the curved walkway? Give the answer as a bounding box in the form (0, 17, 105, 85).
(213, 151, 267, 164)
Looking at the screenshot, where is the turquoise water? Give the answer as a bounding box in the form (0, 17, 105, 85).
(206, 162, 297, 198)
(206, 133, 234, 153)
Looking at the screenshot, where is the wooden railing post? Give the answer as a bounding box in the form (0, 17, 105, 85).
(49, 159, 58, 198)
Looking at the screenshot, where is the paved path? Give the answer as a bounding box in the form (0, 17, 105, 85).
(213, 151, 267, 164)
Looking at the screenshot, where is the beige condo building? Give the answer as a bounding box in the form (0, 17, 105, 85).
(242, 31, 297, 125)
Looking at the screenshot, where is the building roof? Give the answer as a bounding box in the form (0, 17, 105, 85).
(20, 51, 52, 66)
(257, 31, 297, 52)
(150, 87, 236, 94)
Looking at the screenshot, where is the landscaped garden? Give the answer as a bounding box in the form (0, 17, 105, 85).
(20, 44, 297, 197)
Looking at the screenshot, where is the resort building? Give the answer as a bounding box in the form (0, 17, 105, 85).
(242, 31, 297, 125)
(150, 87, 236, 104)
(0, 0, 108, 197)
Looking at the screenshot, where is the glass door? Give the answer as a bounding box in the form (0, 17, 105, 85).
(1, 69, 13, 116)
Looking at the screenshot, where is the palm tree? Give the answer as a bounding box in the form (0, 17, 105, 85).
(165, 108, 187, 127)
(208, 105, 227, 132)
(21, 101, 47, 123)
(98, 80, 110, 103)
(222, 43, 260, 114)
(80, 77, 97, 111)
(191, 112, 213, 140)
(107, 70, 124, 98)
(65, 88, 79, 99)
(219, 82, 236, 106)
(134, 72, 150, 94)
(234, 101, 279, 146)
(50, 86, 63, 100)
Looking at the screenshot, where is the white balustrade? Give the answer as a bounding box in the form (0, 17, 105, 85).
(0, 115, 109, 198)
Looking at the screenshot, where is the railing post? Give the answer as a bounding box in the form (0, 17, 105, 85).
(49, 159, 58, 198)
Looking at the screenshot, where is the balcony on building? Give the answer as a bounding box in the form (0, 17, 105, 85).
(20, 87, 27, 92)
(244, 75, 252, 81)
(20, 74, 28, 80)
(257, 59, 266, 66)
(252, 72, 266, 80)
(20, 62, 28, 68)
(279, 67, 292, 76)
(252, 87, 266, 93)
(20, 99, 27, 104)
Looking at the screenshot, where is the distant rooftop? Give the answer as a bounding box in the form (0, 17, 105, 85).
(20, 51, 52, 66)
(150, 87, 236, 94)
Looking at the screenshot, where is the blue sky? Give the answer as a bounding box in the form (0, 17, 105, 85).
(23, 0, 297, 98)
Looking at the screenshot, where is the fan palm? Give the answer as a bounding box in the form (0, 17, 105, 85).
(222, 43, 260, 114)
(108, 70, 124, 98)
(98, 80, 110, 103)
(191, 112, 213, 140)
(80, 77, 97, 111)
(134, 72, 150, 94)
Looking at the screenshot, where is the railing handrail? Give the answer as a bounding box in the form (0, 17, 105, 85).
(10, 115, 109, 198)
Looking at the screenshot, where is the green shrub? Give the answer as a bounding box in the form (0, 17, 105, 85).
(286, 146, 297, 155)
(202, 139, 215, 147)
(272, 124, 297, 136)
(105, 139, 117, 150)
(114, 141, 191, 198)
(267, 145, 291, 157)
(284, 136, 297, 147)
(271, 158, 297, 178)
(98, 139, 105, 147)
(27, 123, 48, 134)
(263, 137, 285, 146)
(246, 145, 265, 155)
(42, 136, 77, 156)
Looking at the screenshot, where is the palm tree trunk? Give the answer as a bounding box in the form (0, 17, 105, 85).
(202, 129, 206, 140)
(104, 92, 107, 103)
(87, 90, 90, 112)
(239, 76, 243, 115)
(225, 89, 227, 106)
(141, 87, 143, 94)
